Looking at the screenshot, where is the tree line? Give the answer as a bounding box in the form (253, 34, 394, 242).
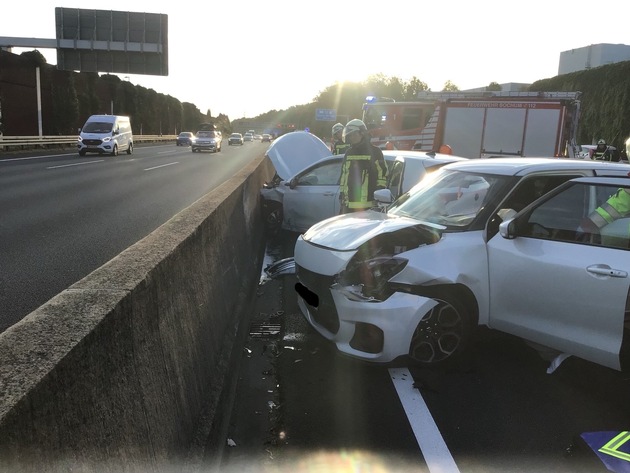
(2, 50, 629, 151)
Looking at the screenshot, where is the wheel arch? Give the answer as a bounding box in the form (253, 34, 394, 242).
(412, 283, 479, 326)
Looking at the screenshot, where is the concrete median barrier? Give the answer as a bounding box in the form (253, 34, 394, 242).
(0, 155, 276, 472)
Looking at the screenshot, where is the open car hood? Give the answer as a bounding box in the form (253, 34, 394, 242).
(265, 131, 332, 180)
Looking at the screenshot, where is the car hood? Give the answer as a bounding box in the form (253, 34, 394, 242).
(302, 211, 445, 251)
(265, 131, 332, 180)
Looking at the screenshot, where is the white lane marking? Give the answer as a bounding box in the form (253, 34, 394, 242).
(157, 149, 182, 155)
(0, 153, 77, 162)
(144, 161, 179, 171)
(389, 367, 460, 473)
(47, 160, 104, 169)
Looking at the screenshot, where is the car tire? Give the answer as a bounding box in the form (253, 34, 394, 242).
(111, 144, 118, 156)
(126, 142, 133, 155)
(408, 289, 474, 367)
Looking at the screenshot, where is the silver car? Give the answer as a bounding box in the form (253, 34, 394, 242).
(293, 158, 630, 372)
(260, 131, 466, 234)
(192, 130, 222, 153)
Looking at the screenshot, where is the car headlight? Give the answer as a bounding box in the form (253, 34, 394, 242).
(102, 137, 111, 142)
(335, 256, 408, 302)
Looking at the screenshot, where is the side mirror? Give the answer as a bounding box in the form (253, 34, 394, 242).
(499, 218, 517, 239)
(374, 188, 393, 204)
(289, 178, 298, 189)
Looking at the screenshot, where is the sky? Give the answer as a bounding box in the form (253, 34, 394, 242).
(2, 0, 629, 120)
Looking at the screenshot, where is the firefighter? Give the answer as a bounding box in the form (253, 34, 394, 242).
(339, 119, 388, 214)
(331, 123, 350, 155)
(578, 187, 630, 242)
(591, 139, 615, 161)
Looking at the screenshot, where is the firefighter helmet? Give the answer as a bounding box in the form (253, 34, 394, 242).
(332, 123, 344, 136)
(343, 119, 367, 141)
(598, 139, 606, 145)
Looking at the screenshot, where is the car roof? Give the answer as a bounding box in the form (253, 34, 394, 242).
(383, 150, 468, 165)
(571, 176, 630, 186)
(440, 157, 630, 176)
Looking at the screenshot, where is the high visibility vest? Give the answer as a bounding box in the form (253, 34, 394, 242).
(592, 149, 612, 161)
(339, 153, 388, 210)
(333, 140, 351, 155)
(588, 189, 630, 228)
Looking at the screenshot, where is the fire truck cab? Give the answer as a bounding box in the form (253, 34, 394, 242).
(362, 91, 581, 159)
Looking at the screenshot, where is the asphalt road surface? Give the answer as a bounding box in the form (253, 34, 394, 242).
(0, 142, 265, 332)
(216, 230, 630, 473)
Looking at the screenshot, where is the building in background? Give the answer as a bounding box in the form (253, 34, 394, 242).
(559, 43, 630, 75)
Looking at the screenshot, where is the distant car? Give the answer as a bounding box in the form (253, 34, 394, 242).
(176, 132, 194, 146)
(262, 134, 272, 143)
(254, 134, 263, 141)
(192, 130, 222, 153)
(260, 131, 466, 234)
(228, 133, 244, 145)
(293, 157, 630, 372)
(243, 133, 254, 142)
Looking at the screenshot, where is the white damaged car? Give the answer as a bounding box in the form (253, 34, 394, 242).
(293, 157, 630, 371)
(261, 131, 465, 234)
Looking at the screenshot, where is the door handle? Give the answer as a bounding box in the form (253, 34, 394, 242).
(586, 265, 628, 278)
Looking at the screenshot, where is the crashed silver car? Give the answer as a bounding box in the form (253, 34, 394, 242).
(261, 131, 466, 233)
(293, 157, 630, 372)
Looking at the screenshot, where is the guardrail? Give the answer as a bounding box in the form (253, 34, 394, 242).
(0, 134, 177, 151)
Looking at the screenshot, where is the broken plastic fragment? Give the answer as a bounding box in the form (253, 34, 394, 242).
(547, 353, 571, 374)
(227, 438, 236, 447)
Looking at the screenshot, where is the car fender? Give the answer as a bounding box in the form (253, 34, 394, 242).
(260, 185, 285, 204)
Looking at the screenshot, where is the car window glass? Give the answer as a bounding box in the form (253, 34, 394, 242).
(486, 174, 582, 239)
(387, 161, 404, 195)
(83, 122, 113, 133)
(519, 183, 630, 249)
(297, 161, 342, 186)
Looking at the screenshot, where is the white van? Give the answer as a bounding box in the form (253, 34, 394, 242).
(78, 115, 133, 156)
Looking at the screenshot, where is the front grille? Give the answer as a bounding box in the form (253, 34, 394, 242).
(83, 139, 102, 146)
(295, 264, 340, 334)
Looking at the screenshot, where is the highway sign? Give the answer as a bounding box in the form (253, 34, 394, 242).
(316, 109, 337, 121)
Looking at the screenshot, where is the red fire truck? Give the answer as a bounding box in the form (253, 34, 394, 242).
(362, 91, 582, 158)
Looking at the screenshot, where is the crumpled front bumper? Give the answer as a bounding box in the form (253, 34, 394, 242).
(297, 286, 438, 363)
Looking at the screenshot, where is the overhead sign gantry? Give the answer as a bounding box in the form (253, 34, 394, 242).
(0, 7, 168, 76)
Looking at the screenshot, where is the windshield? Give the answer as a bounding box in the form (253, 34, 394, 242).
(82, 122, 113, 133)
(387, 168, 510, 228)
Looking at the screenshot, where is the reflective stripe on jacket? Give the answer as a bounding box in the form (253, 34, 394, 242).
(592, 148, 613, 161)
(588, 188, 630, 228)
(333, 140, 351, 155)
(340, 154, 371, 209)
(339, 139, 388, 211)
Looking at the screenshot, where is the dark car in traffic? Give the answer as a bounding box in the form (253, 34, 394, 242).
(176, 131, 194, 146)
